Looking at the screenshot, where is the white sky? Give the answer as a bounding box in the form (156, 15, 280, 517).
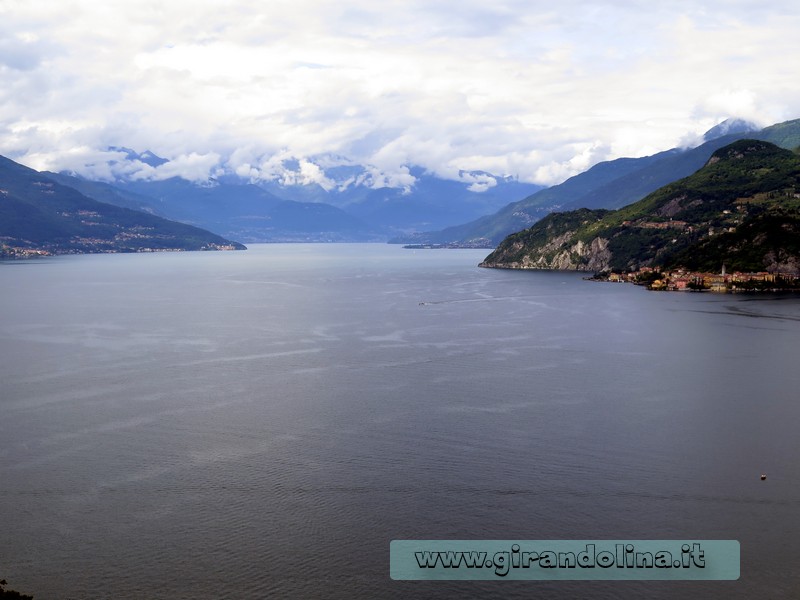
(1, 0, 799, 185)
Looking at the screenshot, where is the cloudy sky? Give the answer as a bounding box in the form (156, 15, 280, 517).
(1, 0, 799, 187)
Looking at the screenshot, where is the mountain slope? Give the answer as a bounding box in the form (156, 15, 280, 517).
(43, 171, 165, 216)
(480, 140, 800, 274)
(255, 165, 543, 234)
(105, 178, 376, 242)
(0, 155, 245, 256)
(67, 155, 541, 241)
(398, 150, 677, 245)
(405, 118, 800, 246)
(339, 169, 543, 234)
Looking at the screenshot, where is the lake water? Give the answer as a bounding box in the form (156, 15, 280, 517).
(2, 243, 800, 599)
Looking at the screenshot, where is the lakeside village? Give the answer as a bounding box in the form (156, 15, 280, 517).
(592, 265, 800, 292)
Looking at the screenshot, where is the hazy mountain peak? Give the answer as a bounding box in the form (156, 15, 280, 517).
(702, 118, 760, 142)
(107, 146, 169, 168)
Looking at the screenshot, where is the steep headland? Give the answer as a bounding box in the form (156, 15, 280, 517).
(480, 140, 800, 275)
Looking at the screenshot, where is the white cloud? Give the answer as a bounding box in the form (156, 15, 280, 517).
(1, 0, 800, 187)
(133, 152, 222, 182)
(457, 172, 498, 193)
(250, 156, 339, 190)
(534, 140, 610, 184)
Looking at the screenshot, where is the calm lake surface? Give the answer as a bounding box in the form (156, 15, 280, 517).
(2, 243, 800, 599)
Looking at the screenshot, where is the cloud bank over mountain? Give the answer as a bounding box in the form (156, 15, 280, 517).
(2, 1, 799, 188)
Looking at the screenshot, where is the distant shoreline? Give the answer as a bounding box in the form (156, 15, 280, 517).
(404, 243, 494, 250)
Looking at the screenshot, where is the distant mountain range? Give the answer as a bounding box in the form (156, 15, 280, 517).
(4, 147, 542, 247)
(0, 156, 245, 257)
(479, 139, 800, 274)
(50, 149, 542, 242)
(5, 117, 800, 252)
(257, 164, 544, 234)
(399, 118, 800, 246)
